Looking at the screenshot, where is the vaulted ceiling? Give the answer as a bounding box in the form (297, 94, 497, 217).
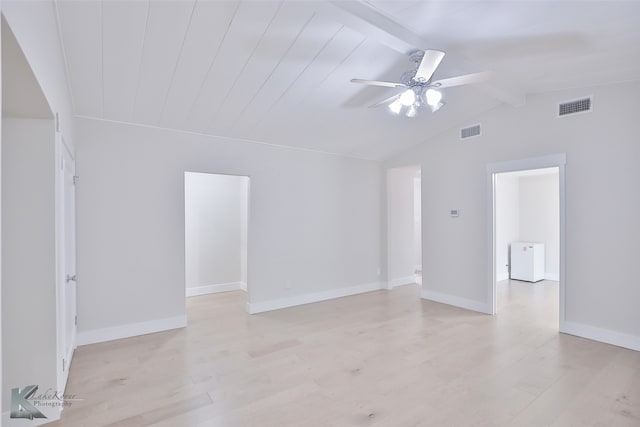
(54, 0, 640, 160)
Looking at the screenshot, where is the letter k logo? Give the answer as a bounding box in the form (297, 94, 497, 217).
(10, 385, 47, 419)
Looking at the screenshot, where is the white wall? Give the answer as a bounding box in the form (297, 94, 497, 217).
(185, 172, 247, 292)
(2, 0, 74, 145)
(495, 171, 559, 282)
(1, 3, 4, 415)
(495, 173, 520, 281)
(75, 117, 382, 337)
(519, 173, 559, 280)
(413, 176, 422, 270)
(385, 80, 640, 348)
(387, 166, 420, 287)
(2, 118, 58, 420)
(0, 8, 75, 418)
(240, 177, 249, 289)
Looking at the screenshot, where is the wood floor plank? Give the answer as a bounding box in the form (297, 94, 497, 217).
(50, 281, 640, 426)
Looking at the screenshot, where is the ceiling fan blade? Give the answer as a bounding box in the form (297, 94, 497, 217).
(432, 71, 494, 88)
(368, 94, 400, 109)
(414, 49, 446, 82)
(351, 78, 406, 89)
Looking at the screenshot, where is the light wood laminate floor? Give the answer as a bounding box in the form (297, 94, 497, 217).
(52, 281, 640, 426)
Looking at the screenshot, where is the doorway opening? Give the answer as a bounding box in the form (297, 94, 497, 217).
(487, 154, 566, 330)
(494, 167, 559, 326)
(184, 172, 249, 303)
(387, 166, 422, 289)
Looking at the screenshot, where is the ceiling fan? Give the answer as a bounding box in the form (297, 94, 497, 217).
(351, 50, 493, 117)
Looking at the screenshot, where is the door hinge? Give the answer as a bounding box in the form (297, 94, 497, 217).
(62, 358, 66, 372)
(56, 113, 61, 132)
(73, 175, 79, 185)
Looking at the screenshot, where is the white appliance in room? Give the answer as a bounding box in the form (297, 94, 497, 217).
(510, 242, 545, 282)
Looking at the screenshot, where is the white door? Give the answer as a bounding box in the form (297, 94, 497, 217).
(59, 142, 77, 389)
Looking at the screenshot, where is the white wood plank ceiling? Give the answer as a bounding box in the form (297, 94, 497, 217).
(54, 0, 640, 160)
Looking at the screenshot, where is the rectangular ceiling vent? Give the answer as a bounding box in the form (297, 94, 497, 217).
(558, 96, 592, 117)
(460, 124, 481, 140)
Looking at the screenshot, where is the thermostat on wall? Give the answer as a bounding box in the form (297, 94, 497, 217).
(450, 209, 460, 217)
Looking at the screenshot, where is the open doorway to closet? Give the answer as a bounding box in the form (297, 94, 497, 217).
(488, 154, 566, 330)
(184, 172, 249, 301)
(387, 166, 422, 289)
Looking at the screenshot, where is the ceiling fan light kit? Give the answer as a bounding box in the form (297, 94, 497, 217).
(389, 99, 402, 115)
(425, 88, 442, 107)
(351, 49, 492, 118)
(389, 87, 432, 117)
(399, 89, 416, 106)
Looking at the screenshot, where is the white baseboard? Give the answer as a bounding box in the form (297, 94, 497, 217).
(246, 282, 385, 314)
(77, 315, 187, 346)
(421, 289, 490, 314)
(497, 273, 557, 282)
(186, 282, 242, 297)
(415, 274, 422, 285)
(545, 272, 560, 281)
(388, 276, 416, 289)
(496, 272, 509, 282)
(560, 321, 640, 352)
(240, 281, 247, 291)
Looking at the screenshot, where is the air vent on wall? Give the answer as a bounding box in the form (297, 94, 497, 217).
(558, 96, 592, 117)
(460, 124, 481, 139)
